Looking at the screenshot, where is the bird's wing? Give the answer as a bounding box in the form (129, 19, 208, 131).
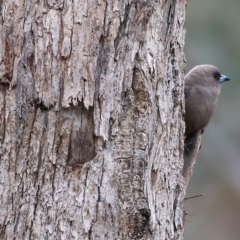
(184, 88, 191, 99)
(184, 85, 214, 136)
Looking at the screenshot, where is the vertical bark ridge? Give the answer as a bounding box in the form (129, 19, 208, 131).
(0, 0, 187, 239)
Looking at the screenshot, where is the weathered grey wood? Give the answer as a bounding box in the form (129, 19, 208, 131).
(0, 0, 187, 239)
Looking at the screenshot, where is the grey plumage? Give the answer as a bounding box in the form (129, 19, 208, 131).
(184, 64, 230, 137)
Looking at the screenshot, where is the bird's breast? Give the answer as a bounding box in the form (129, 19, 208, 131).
(184, 85, 219, 136)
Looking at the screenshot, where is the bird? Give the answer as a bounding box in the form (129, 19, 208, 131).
(184, 64, 230, 138)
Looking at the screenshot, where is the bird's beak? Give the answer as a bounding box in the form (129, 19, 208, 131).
(219, 75, 230, 83)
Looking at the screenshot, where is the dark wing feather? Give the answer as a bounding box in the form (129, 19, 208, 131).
(184, 88, 191, 99)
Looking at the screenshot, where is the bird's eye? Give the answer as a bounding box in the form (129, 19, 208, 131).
(213, 72, 220, 80)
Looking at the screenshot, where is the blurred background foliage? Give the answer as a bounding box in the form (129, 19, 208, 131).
(184, 0, 240, 239)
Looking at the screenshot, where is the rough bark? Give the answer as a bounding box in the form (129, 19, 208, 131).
(0, 0, 187, 239)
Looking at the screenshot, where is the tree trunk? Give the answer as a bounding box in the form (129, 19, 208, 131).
(0, 0, 187, 239)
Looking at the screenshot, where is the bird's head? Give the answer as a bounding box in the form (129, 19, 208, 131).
(185, 64, 230, 89)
